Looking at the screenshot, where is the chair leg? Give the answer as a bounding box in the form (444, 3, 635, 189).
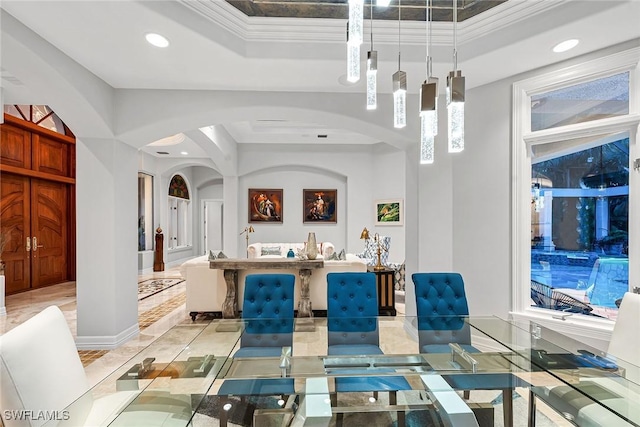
(389, 391, 405, 427)
(330, 393, 343, 427)
(503, 389, 513, 427)
(219, 396, 228, 427)
(528, 389, 536, 427)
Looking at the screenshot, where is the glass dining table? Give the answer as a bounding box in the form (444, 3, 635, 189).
(49, 316, 640, 427)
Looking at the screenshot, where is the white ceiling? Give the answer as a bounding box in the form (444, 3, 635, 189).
(2, 0, 639, 153)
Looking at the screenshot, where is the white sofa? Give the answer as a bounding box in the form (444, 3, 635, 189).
(180, 250, 366, 319)
(247, 241, 335, 259)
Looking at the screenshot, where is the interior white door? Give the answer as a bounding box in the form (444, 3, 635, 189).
(203, 200, 223, 254)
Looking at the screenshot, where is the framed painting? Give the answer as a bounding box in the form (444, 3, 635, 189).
(248, 189, 283, 223)
(375, 199, 403, 226)
(303, 189, 337, 223)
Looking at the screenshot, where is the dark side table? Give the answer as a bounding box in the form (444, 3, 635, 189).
(368, 266, 396, 316)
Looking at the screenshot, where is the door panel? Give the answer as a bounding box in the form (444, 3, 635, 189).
(0, 174, 31, 293)
(0, 125, 31, 169)
(31, 179, 68, 288)
(204, 200, 223, 254)
(32, 133, 70, 177)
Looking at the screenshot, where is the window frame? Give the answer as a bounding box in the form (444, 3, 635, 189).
(511, 47, 640, 341)
(167, 174, 192, 251)
(138, 172, 154, 252)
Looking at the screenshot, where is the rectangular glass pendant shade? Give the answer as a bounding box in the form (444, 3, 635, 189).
(447, 71, 465, 153)
(420, 112, 436, 164)
(393, 70, 407, 128)
(347, 43, 360, 82)
(447, 101, 464, 152)
(348, 0, 364, 45)
(367, 51, 377, 110)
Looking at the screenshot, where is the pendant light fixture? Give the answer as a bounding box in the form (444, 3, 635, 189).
(347, 0, 364, 82)
(420, 0, 438, 164)
(366, 1, 377, 110)
(447, 0, 465, 152)
(392, 0, 407, 128)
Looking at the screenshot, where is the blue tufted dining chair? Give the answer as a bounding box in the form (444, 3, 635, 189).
(327, 272, 410, 427)
(411, 272, 525, 426)
(234, 273, 296, 357)
(411, 272, 478, 354)
(217, 274, 296, 427)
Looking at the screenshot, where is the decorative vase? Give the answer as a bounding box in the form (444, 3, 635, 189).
(306, 232, 318, 260)
(287, 248, 295, 258)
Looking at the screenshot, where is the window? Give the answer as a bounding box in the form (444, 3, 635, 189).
(138, 173, 154, 251)
(531, 135, 629, 320)
(3, 105, 72, 136)
(531, 72, 629, 131)
(513, 47, 639, 333)
(168, 174, 191, 250)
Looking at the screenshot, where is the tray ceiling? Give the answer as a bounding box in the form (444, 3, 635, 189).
(225, 0, 506, 22)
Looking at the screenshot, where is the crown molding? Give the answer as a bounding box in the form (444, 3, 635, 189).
(179, 0, 566, 46)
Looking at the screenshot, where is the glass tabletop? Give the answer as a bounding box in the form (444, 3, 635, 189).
(49, 315, 640, 426)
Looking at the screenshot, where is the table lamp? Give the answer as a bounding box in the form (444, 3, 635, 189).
(240, 225, 255, 257)
(360, 227, 388, 271)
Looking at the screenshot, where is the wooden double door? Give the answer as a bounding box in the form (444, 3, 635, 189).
(1, 114, 75, 295)
(1, 175, 69, 293)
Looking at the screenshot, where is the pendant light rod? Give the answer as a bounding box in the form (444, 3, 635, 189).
(397, 0, 401, 71)
(370, 0, 374, 48)
(426, 0, 432, 79)
(453, 0, 458, 71)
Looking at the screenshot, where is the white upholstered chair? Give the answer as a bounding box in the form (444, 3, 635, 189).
(537, 292, 640, 427)
(0, 306, 190, 426)
(606, 292, 640, 384)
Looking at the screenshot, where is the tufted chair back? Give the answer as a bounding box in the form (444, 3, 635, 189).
(412, 272, 473, 352)
(240, 274, 295, 351)
(327, 272, 379, 347)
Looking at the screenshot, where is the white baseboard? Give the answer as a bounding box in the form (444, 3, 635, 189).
(75, 323, 140, 350)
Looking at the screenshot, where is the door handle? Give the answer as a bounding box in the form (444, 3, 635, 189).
(26, 237, 31, 252)
(32, 237, 44, 252)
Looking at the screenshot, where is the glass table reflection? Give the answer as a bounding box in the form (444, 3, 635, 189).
(48, 316, 640, 427)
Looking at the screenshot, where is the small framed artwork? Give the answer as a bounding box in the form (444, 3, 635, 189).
(248, 189, 283, 223)
(303, 189, 337, 223)
(375, 199, 403, 226)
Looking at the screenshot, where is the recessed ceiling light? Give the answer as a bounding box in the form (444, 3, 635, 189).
(180, 151, 188, 155)
(145, 33, 169, 48)
(553, 39, 579, 53)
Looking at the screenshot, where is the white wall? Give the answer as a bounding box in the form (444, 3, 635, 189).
(372, 144, 407, 264)
(452, 79, 512, 317)
(199, 183, 223, 201)
(76, 138, 139, 348)
(237, 143, 398, 257)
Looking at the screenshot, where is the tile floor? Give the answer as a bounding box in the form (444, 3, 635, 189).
(1, 265, 192, 386)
